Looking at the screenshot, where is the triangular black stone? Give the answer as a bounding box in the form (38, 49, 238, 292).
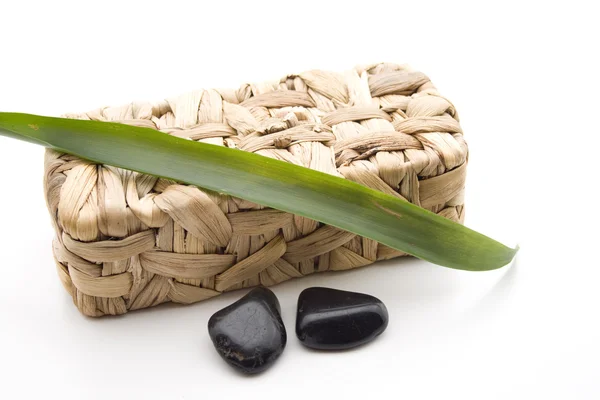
(208, 287, 286, 374)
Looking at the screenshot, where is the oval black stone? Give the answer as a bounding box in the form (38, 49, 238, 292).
(296, 287, 388, 350)
(208, 287, 286, 374)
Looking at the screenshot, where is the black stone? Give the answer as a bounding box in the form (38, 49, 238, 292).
(296, 287, 388, 350)
(208, 287, 286, 374)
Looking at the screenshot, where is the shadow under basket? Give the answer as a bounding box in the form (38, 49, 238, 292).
(46, 62, 468, 317)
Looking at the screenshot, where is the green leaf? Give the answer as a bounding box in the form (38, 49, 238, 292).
(0, 112, 517, 271)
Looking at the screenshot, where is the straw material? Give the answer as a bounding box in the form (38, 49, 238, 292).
(45, 62, 468, 316)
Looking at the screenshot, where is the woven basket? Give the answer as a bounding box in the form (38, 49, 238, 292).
(45, 62, 468, 317)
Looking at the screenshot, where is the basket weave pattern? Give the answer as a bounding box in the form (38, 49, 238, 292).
(45, 63, 468, 316)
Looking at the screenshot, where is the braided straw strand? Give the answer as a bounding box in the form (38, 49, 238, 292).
(46, 62, 467, 316)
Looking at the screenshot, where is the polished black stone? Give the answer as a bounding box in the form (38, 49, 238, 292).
(208, 287, 286, 374)
(296, 287, 388, 350)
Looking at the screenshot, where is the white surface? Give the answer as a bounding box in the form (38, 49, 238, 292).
(1, 1, 599, 399)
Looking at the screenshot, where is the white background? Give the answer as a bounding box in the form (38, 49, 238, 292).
(1, 1, 599, 399)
